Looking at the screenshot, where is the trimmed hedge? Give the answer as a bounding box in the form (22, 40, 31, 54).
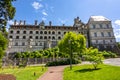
(45, 58, 81, 66)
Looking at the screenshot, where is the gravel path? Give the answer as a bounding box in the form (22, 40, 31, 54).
(37, 66, 67, 80)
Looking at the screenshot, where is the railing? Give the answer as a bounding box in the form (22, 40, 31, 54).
(2, 57, 68, 67)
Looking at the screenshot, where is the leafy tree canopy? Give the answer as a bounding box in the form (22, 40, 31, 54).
(0, 32, 8, 58)
(0, 0, 16, 32)
(58, 32, 86, 56)
(83, 47, 104, 69)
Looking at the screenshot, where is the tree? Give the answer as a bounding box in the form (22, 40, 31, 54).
(58, 32, 86, 69)
(83, 47, 104, 69)
(58, 31, 86, 57)
(0, 32, 8, 59)
(0, 0, 16, 32)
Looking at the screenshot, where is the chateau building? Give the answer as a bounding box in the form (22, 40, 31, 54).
(8, 16, 116, 53)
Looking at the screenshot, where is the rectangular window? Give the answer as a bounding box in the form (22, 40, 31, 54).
(101, 32, 104, 37)
(103, 40, 105, 44)
(93, 24, 95, 29)
(110, 40, 112, 42)
(108, 32, 111, 37)
(40, 43, 42, 46)
(94, 32, 97, 37)
(22, 42, 25, 46)
(99, 24, 102, 28)
(106, 24, 109, 28)
(96, 40, 98, 44)
(15, 42, 18, 46)
(35, 43, 38, 46)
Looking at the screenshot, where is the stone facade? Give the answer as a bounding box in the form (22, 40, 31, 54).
(7, 16, 116, 53)
(88, 16, 116, 50)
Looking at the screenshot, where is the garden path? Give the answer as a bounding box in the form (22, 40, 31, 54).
(37, 65, 67, 80)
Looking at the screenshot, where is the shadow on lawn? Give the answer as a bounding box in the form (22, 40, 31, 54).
(75, 68, 101, 73)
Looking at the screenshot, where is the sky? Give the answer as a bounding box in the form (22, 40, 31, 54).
(8, 0, 120, 42)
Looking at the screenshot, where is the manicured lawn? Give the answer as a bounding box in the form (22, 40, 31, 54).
(0, 66, 47, 80)
(64, 64, 120, 80)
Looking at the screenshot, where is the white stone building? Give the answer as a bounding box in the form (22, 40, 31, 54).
(7, 16, 116, 53)
(88, 16, 116, 50)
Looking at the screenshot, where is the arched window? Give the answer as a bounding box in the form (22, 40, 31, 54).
(48, 31, 51, 34)
(48, 36, 51, 39)
(16, 31, 20, 34)
(23, 36, 26, 39)
(10, 30, 13, 34)
(29, 36, 32, 39)
(58, 36, 61, 39)
(58, 31, 61, 34)
(40, 31, 43, 34)
(16, 36, 19, 39)
(23, 31, 26, 34)
(30, 31, 33, 34)
(40, 36, 43, 39)
(36, 31, 39, 34)
(9, 36, 13, 39)
(52, 31, 55, 34)
(44, 31, 47, 34)
(35, 36, 38, 39)
(52, 36, 55, 40)
(64, 32, 66, 34)
(44, 36, 47, 39)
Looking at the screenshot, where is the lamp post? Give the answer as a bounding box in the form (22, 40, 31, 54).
(69, 40, 72, 70)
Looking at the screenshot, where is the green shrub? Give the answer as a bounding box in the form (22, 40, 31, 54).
(102, 51, 117, 58)
(45, 58, 81, 66)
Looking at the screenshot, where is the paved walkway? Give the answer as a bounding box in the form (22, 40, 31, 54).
(104, 58, 120, 66)
(37, 66, 67, 80)
(38, 58, 120, 80)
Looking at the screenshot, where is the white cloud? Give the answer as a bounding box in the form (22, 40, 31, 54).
(42, 11, 48, 16)
(113, 21, 120, 42)
(58, 18, 67, 24)
(115, 20, 120, 26)
(42, 17, 47, 21)
(8, 20, 14, 25)
(32, 1, 43, 10)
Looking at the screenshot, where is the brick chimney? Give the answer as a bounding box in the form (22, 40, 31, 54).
(35, 20, 38, 25)
(14, 20, 17, 25)
(63, 24, 65, 26)
(19, 20, 22, 25)
(23, 20, 26, 25)
(49, 21, 52, 26)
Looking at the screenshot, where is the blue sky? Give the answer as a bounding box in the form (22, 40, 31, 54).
(8, 0, 120, 42)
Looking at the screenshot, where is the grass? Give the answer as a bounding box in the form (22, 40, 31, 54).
(0, 66, 47, 80)
(64, 64, 120, 80)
